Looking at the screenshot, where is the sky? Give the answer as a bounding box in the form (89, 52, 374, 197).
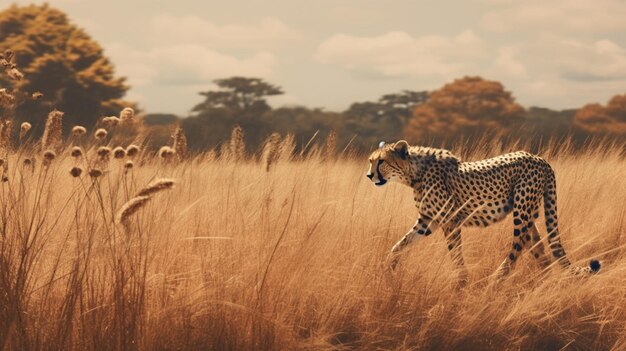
(9, 0, 626, 116)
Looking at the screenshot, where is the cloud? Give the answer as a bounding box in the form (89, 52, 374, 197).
(106, 43, 275, 87)
(482, 0, 626, 32)
(150, 15, 298, 49)
(314, 30, 485, 79)
(486, 35, 626, 108)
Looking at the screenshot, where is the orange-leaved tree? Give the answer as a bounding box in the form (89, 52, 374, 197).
(574, 94, 626, 135)
(404, 76, 525, 143)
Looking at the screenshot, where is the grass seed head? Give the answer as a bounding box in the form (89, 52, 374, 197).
(136, 178, 175, 197)
(159, 146, 175, 160)
(116, 195, 151, 226)
(102, 116, 120, 127)
(97, 146, 111, 159)
(72, 125, 87, 136)
(120, 107, 135, 122)
(126, 144, 140, 157)
(172, 127, 188, 158)
(41, 110, 63, 151)
(31, 92, 43, 100)
(113, 146, 126, 159)
(20, 122, 31, 139)
(95, 128, 108, 140)
(88, 168, 102, 178)
(70, 166, 83, 178)
(71, 146, 83, 158)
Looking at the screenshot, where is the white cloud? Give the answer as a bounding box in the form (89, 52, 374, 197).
(150, 15, 298, 49)
(314, 30, 485, 79)
(482, 0, 626, 32)
(486, 35, 626, 108)
(107, 43, 275, 87)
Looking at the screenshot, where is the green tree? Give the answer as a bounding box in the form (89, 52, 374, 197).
(184, 77, 283, 150)
(404, 76, 525, 144)
(0, 4, 132, 133)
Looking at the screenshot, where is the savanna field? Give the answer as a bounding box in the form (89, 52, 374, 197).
(0, 118, 623, 350)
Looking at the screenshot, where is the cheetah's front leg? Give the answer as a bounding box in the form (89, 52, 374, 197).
(442, 219, 469, 287)
(389, 216, 435, 270)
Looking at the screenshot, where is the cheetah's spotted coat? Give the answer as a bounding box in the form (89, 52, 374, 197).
(366, 141, 601, 282)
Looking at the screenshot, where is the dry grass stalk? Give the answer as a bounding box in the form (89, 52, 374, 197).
(116, 195, 151, 226)
(41, 110, 63, 151)
(172, 127, 188, 159)
(19, 122, 31, 140)
(262, 132, 281, 172)
(136, 178, 175, 197)
(279, 133, 296, 161)
(229, 125, 245, 161)
(324, 130, 337, 159)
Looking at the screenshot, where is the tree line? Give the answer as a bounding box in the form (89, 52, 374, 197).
(1, 4, 624, 155)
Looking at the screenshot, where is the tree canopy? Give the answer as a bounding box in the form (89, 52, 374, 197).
(0, 4, 131, 134)
(404, 76, 525, 143)
(574, 94, 626, 135)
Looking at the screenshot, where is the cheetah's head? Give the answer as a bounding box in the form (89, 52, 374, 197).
(366, 140, 410, 187)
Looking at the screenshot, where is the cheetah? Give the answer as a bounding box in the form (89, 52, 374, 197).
(366, 140, 601, 282)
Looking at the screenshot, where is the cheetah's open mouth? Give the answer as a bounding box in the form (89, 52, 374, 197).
(375, 178, 387, 186)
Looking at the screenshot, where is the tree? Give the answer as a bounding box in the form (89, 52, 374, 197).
(404, 76, 525, 143)
(343, 90, 428, 149)
(574, 94, 626, 135)
(184, 77, 284, 150)
(0, 4, 132, 134)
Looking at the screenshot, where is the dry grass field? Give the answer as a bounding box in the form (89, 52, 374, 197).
(0, 128, 624, 350)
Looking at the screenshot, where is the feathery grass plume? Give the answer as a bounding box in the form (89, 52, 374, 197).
(69, 166, 82, 178)
(136, 178, 175, 197)
(0, 119, 13, 152)
(119, 107, 135, 123)
(41, 110, 63, 151)
(172, 127, 188, 159)
(20, 122, 31, 140)
(88, 168, 102, 178)
(70, 146, 83, 158)
(116, 195, 151, 227)
(324, 130, 337, 159)
(262, 132, 281, 172)
(95, 128, 108, 140)
(43, 149, 56, 166)
(31, 92, 43, 100)
(158, 146, 175, 160)
(0, 89, 15, 108)
(279, 133, 296, 161)
(102, 116, 120, 127)
(205, 149, 217, 161)
(126, 144, 140, 157)
(113, 146, 126, 159)
(72, 125, 87, 136)
(229, 125, 245, 161)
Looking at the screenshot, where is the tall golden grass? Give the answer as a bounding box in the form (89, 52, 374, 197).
(0, 124, 622, 350)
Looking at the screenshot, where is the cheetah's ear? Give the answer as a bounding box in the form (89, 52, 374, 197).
(393, 140, 409, 160)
